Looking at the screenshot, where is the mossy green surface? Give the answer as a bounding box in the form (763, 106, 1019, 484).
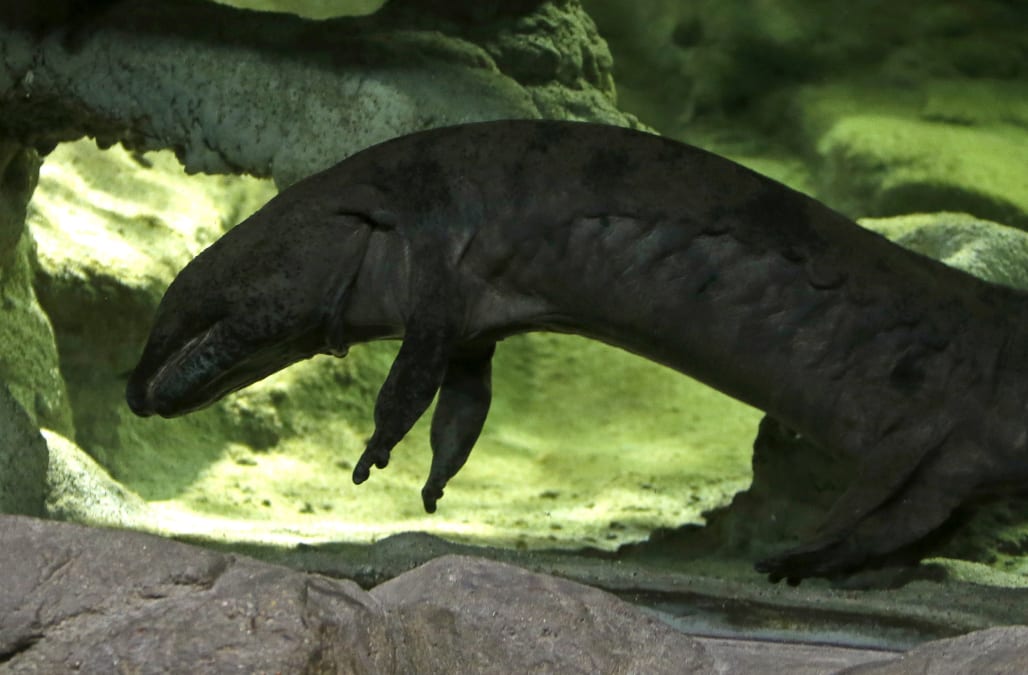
(212, 0, 384, 19)
(816, 112, 1028, 228)
(0, 230, 73, 435)
(0, 146, 73, 436)
(585, 0, 1028, 230)
(860, 212, 1028, 289)
(141, 335, 760, 551)
(0, 381, 47, 516)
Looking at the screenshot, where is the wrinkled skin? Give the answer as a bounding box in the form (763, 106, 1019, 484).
(127, 120, 1028, 582)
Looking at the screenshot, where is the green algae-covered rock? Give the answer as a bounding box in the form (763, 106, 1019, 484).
(0, 144, 74, 437)
(861, 212, 1028, 290)
(211, 0, 384, 18)
(583, 1, 1028, 235)
(43, 428, 151, 528)
(0, 381, 47, 516)
(816, 113, 1028, 229)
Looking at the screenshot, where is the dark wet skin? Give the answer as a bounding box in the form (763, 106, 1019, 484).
(127, 120, 1028, 582)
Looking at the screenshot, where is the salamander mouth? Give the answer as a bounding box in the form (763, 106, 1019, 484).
(126, 319, 328, 418)
(126, 322, 225, 417)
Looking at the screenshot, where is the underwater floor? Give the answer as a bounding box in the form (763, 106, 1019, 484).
(132, 335, 762, 553)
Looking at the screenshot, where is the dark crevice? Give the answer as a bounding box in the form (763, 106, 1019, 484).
(0, 632, 44, 664)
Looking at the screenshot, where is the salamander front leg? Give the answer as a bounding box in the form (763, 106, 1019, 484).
(422, 343, 496, 513)
(352, 325, 451, 485)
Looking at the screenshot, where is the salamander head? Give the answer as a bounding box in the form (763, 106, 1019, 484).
(126, 183, 383, 418)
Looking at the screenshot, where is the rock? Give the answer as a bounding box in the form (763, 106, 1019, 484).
(8, 516, 1028, 673)
(477, 0, 628, 126)
(584, 1, 1026, 134)
(0, 383, 47, 516)
(371, 554, 714, 674)
(0, 516, 713, 673)
(1, 0, 635, 185)
(42, 429, 150, 528)
(0, 143, 73, 436)
(0, 515, 400, 673)
(685, 415, 856, 562)
(860, 212, 1028, 290)
(583, 1, 1028, 234)
(228, 1, 385, 19)
(815, 113, 1028, 228)
(842, 626, 1028, 674)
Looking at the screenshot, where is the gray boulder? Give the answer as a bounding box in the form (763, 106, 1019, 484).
(6, 515, 1028, 673)
(0, 516, 399, 674)
(843, 626, 1028, 674)
(2, 516, 709, 673)
(371, 554, 714, 674)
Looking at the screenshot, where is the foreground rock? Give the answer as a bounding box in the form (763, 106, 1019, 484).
(844, 626, 1028, 674)
(0, 517, 705, 673)
(2, 516, 1025, 674)
(370, 555, 712, 673)
(0, 517, 393, 673)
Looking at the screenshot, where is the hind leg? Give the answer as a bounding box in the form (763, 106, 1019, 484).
(758, 440, 979, 582)
(755, 422, 943, 569)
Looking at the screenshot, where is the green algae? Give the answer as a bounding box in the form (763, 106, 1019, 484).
(148, 335, 760, 551)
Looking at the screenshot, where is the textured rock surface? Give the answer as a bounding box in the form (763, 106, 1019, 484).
(585, 1, 1028, 228)
(585, 1, 1026, 125)
(844, 626, 1028, 674)
(216, 0, 385, 17)
(814, 111, 1028, 229)
(0, 517, 692, 673)
(41, 429, 150, 527)
(0, 142, 73, 436)
(0, 516, 398, 673)
(0, 385, 47, 516)
(370, 555, 713, 674)
(6, 516, 1028, 673)
(861, 212, 1028, 289)
(0, 0, 633, 187)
